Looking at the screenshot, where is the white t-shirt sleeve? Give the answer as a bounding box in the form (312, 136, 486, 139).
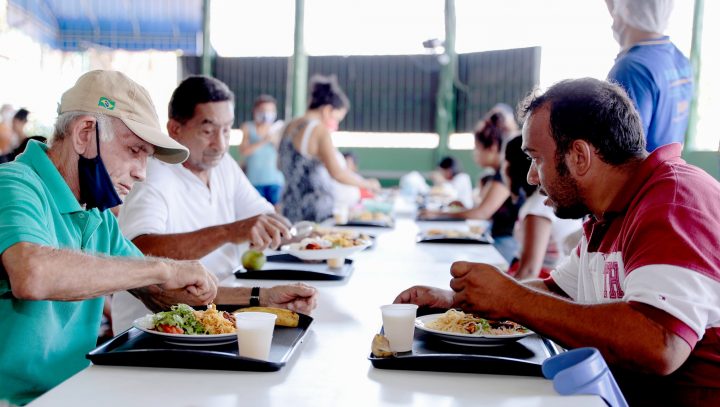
(549, 245, 581, 300)
(624, 265, 720, 338)
(228, 157, 275, 218)
(519, 191, 555, 220)
(451, 173, 474, 209)
(118, 181, 169, 240)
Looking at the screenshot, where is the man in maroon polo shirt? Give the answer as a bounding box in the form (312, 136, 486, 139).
(395, 78, 720, 406)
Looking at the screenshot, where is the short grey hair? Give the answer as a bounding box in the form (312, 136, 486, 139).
(52, 111, 117, 142)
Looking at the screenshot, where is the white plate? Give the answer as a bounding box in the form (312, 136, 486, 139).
(283, 240, 371, 261)
(414, 314, 533, 347)
(132, 315, 237, 346)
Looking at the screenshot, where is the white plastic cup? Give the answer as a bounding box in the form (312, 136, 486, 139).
(333, 205, 349, 224)
(235, 312, 277, 361)
(380, 304, 419, 352)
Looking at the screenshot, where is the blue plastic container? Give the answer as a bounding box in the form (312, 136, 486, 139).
(542, 347, 628, 407)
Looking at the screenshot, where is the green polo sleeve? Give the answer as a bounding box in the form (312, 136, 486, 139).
(101, 210, 144, 258)
(0, 166, 55, 256)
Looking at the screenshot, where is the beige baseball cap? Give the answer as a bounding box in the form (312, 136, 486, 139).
(59, 70, 189, 164)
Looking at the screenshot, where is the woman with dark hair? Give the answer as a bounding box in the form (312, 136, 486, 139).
(502, 136, 582, 280)
(239, 95, 284, 204)
(420, 111, 520, 262)
(278, 75, 380, 222)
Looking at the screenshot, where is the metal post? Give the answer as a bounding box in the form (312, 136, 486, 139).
(201, 0, 213, 77)
(434, 0, 457, 163)
(686, 0, 704, 150)
(290, 0, 308, 118)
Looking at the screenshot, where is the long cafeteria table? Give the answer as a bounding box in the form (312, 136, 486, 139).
(28, 216, 604, 406)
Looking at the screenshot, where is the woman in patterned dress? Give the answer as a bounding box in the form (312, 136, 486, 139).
(278, 75, 380, 222)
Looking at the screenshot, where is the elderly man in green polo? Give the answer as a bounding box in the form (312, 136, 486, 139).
(0, 70, 219, 405)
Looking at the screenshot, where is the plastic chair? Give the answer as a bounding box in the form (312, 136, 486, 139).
(542, 347, 628, 407)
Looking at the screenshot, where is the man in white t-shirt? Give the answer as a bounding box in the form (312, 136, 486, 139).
(112, 76, 317, 333)
(395, 78, 720, 406)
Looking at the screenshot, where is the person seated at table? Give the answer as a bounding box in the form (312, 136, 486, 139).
(332, 151, 362, 209)
(501, 135, 582, 280)
(420, 113, 521, 263)
(277, 74, 380, 223)
(430, 156, 473, 209)
(238, 94, 285, 205)
(0, 70, 218, 406)
(395, 78, 720, 407)
(111, 76, 317, 333)
(342, 151, 375, 199)
(472, 173, 495, 206)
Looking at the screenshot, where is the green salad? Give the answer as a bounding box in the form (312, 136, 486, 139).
(151, 304, 207, 335)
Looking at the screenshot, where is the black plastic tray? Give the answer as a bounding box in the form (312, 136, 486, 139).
(336, 220, 394, 228)
(415, 216, 465, 222)
(87, 313, 313, 372)
(234, 254, 353, 280)
(416, 232, 493, 245)
(369, 326, 559, 377)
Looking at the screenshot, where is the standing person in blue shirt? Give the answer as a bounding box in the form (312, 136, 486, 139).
(0, 70, 218, 406)
(606, 0, 693, 152)
(239, 95, 285, 205)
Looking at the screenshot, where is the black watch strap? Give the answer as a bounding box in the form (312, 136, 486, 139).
(250, 286, 261, 307)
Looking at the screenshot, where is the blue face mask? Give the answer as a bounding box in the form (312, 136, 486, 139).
(77, 122, 122, 211)
(254, 111, 276, 125)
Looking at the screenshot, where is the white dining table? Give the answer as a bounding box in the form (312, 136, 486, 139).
(28, 216, 604, 407)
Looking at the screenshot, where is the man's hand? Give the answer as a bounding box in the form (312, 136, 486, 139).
(261, 283, 318, 315)
(133, 285, 215, 313)
(393, 285, 454, 308)
(364, 178, 382, 192)
(450, 261, 522, 319)
(417, 209, 442, 220)
(160, 260, 218, 304)
(230, 213, 292, 250)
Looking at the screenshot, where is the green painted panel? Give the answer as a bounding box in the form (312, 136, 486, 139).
(682, 150, 720, 180)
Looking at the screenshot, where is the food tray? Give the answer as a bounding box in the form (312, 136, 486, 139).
(368, 308, 560, 376)
(87, 313, 313, 372)
(337, 219, 394, 228)
(234, 254, 353, 281)
(415, 216, 465, 222)
(416, 232, 493, 245)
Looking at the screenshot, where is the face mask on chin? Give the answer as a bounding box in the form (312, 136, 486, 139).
(77, 122, 123, 212)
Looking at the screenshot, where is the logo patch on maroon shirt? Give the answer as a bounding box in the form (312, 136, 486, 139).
(603, 261, 625, 299)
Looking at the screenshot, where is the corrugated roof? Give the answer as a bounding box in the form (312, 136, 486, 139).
(7, 0, 203, 54)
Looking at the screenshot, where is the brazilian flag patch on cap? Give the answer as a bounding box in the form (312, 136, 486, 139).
(98, 97, 116, 110)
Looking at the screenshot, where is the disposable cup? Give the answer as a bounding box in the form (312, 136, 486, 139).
(235, 312, 277, 361)
(333, 206, 349, 224)
(380, 304, 418, 352)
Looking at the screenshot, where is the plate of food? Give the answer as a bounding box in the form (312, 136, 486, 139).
(133, 304, 238, 346)
(283, 232, 371, 261)
(414, 309, 533, 346)
(339, 211, 395, 228)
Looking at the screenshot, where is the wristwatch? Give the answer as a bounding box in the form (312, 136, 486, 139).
(249, 286, 261, 307)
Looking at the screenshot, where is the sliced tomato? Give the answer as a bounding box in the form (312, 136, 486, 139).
(305, 242, 323, 250)
(157, 324, 184, 334)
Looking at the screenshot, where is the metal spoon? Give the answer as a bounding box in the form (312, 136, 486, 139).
(289, 221, 315, 238)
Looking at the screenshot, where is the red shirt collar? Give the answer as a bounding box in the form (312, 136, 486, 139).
(603, 143, 683, 217)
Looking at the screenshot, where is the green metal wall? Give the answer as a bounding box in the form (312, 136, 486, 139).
(456, 47, 541, 131)
(181, 47, 540, 185)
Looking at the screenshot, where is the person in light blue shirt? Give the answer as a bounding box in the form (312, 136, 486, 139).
(239, 95, 285, 204)
(606, 0, 693, 152)
(0, 70, 218, 406)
